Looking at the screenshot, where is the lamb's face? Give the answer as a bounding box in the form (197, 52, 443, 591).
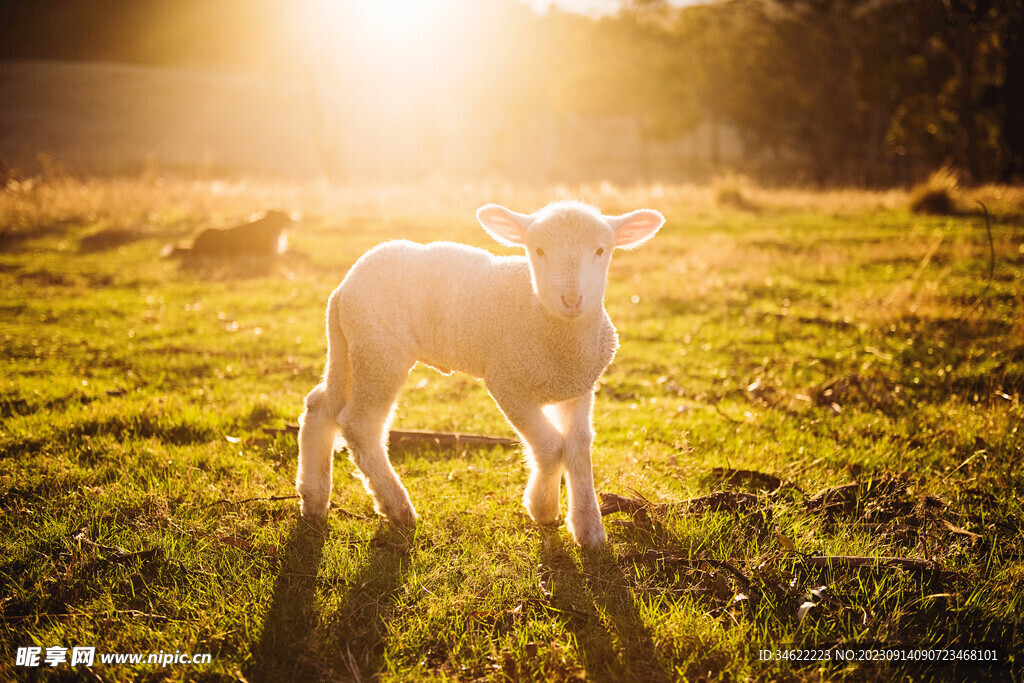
(523, 212, 614, 321)
(477, 201, 665, 322)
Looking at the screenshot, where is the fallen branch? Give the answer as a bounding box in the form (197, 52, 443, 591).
(388, 429, 519, 449)
(261, 425, 519, 449)
(206, 494, 299, 507)
(710, 558, 752, 589)
(600, 492, 650, 517)
(73, 530, 162, 564)
(942, 520, 982, 545)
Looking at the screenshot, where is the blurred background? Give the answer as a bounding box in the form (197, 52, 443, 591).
(0, 0, 1021, 188)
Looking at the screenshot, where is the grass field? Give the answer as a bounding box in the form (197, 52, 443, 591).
(1, 175, 1023, 681)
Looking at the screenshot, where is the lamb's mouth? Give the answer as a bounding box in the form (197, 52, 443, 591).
(555, 305, 586, 320)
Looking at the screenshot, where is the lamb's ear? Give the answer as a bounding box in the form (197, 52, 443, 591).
(606, 209, 665, 249)
(476, 204, 535, 247)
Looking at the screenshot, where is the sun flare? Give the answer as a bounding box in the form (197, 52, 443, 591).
(351, 0, 440, 43)
(305, 0, 455, 71)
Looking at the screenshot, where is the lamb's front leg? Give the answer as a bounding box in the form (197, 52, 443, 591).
(487, 384, 564, 526)
(553, 391, 605, 548)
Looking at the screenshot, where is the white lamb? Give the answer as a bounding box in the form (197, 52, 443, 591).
(295, 200, 664, 547)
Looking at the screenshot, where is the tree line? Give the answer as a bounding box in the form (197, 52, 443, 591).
(535, 0, 1023, 185)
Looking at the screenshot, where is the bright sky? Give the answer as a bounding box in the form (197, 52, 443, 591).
(299, 0, 710, 92)
(520, 0, 706, 15)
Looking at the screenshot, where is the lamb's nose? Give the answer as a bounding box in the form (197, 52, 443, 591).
(561, 294, 582, 308)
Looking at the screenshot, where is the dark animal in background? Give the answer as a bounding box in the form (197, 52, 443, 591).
(162, 210, 297, 261)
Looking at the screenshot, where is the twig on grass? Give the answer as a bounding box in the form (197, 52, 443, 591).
(260, 425, 520, 449)
(599, 492, 649, 517)
(710, 558, 752, 589)
(955, 200, 996, 331)
(206, 494, 299, 507)
(389, 429, 520, 449)
(941, 520, 983, 545)
(73, 530, 162, 564)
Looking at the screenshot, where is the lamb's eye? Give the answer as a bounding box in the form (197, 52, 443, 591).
(535, 247, 545, 257)
(596, 247, 605, 256)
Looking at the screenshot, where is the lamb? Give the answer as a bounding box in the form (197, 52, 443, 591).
(160, 210, 295, 261)
(295, 200, 664, 547)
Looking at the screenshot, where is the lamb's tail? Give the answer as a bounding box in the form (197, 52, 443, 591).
(296, 288, 350, 519)
(321, 288, 351, 415)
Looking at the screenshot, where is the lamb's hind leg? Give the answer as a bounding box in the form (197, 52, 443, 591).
(337, 348, 417, 526)
(296, 383, 339, 521)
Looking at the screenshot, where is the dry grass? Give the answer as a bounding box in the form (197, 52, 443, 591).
(909, 166, 961, 215)
(0, 173, 952, 228)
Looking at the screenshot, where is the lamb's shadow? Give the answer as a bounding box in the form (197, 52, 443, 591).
(246, 518, 328, 681)
(325, 523, 413, 679)
(539, 530, 670, 682)
(245, 518, 411, 682)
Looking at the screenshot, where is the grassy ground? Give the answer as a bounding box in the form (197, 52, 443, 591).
(1, 176, 1022, 681)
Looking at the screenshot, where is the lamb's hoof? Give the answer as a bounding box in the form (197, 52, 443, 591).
(299, 496, 330, 522)
(527, 509, 560, 526)
(379, 500, 418, 528)
(568, 517, 607, 549)
(523, 496, 560, 526)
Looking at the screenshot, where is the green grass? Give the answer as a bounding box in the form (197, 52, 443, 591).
(1, 178, 1023, 681)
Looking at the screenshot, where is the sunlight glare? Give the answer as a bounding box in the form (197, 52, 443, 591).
(306, 0, 452, 70)
(353, 0, 438, 43)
